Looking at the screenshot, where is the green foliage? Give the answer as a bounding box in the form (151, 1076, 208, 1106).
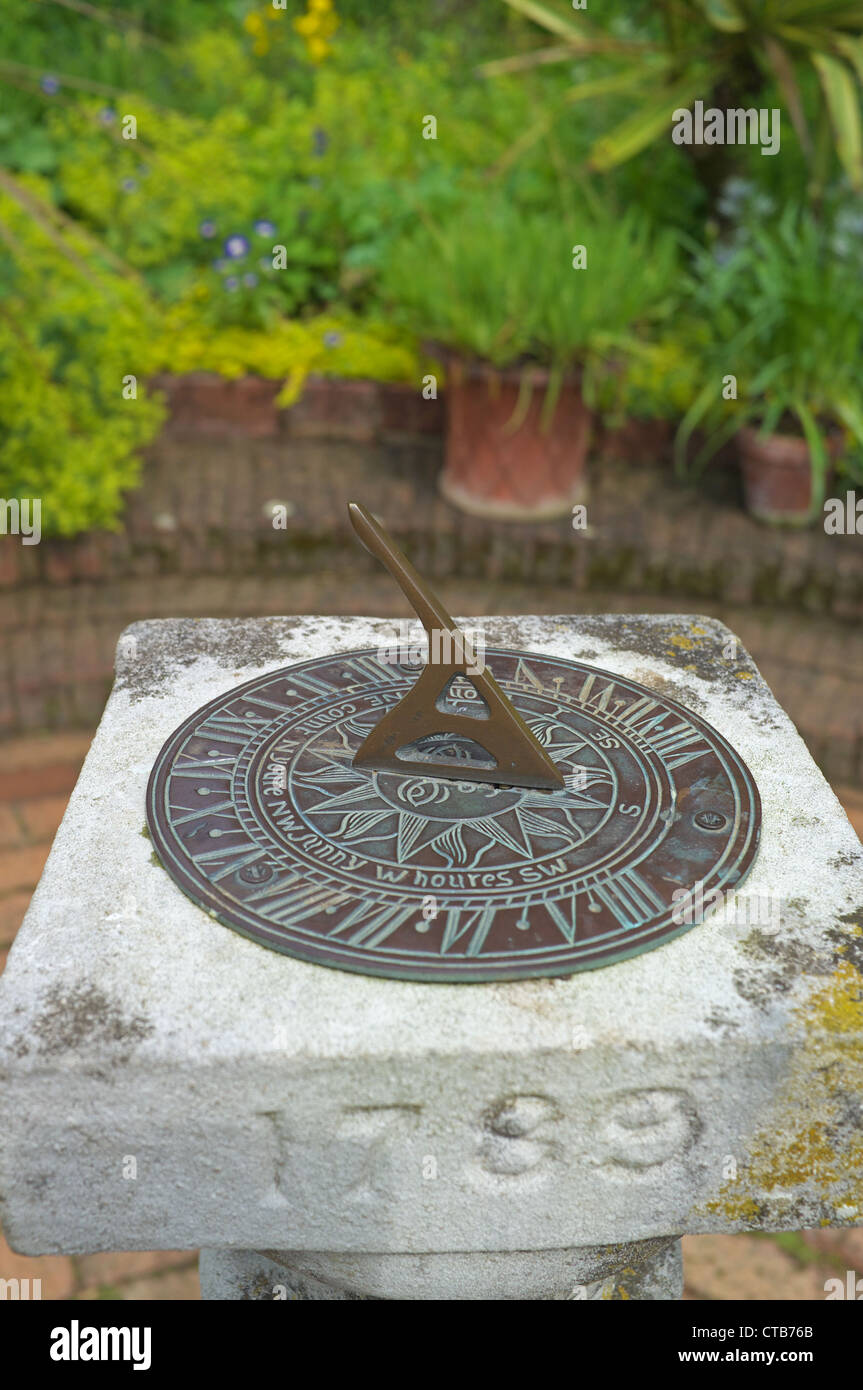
(0, 6, 577, 536)
(496, 0, 863, 199)
(1, 4, 699, 332)
(672, 205, 863, 509)
(0, 182, 164, 537)
(599, 335, 708, 424)
(47, 98, 346, 322)
(380, 187, 682, 388)
(3, 0, 849, 540)
(20, 24, 579, 326)
(837, 448, 863, 484)
(149, 302, 424, 404)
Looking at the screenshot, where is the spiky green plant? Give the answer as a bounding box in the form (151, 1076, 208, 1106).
(490, 0, 863, 198)
(381, 187, 682, 420)
(673, 204, 863, 515)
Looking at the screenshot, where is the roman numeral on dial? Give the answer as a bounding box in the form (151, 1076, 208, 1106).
(591, 868, 665, 929)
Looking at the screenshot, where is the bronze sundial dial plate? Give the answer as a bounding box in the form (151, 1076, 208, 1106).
(146, 646, 761, 981)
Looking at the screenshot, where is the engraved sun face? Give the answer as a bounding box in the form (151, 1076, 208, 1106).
(278, 710, 618, 872)
(376, 770, 521, 818)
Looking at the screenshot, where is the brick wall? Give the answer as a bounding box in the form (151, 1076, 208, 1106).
(1, 375, 861, 778)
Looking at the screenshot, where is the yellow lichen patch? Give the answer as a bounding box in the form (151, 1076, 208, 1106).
(735, 671, 754, 680)
(806, 960, 863, 1037)
(705, 1194, 762, 1223)
(690, 625, 707, 635)
(700, 959, 863, 1224)
(744, 1127, 842, 1190)
(668, 635, 695, 651)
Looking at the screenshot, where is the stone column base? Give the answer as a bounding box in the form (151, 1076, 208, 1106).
(199, 1238, 684, 1301)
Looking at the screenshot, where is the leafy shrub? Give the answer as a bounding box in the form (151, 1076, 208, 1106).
(0, 180, 164, 536)
(0, 0, 715, 537)
(673, 205, 863, 504)
(150, 302, 424, 405)
(39, 23, 576, 322)
(380, 186, 682, 381)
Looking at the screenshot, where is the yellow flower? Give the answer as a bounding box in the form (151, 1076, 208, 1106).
(293, 0, 338, 53)
(243, 12, 265, 34)
(307, 35, 331, 62)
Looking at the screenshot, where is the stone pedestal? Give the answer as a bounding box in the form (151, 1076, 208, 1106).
(1, 614, 861, 1300)
(198, 1239, 684, 1300)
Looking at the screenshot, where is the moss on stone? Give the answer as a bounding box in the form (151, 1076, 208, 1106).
(702, 958, 863, 1225)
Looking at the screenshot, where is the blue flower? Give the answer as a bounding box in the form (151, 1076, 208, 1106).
(750, 193, 775, 218)
(40, 75, 60, 95)
(323, 331, 343, 348)
(199, 220, 217, 239)
(837, 208, 863, 237)
(98, 107, 116, 125)
(224, 234, 250, 260)
(242, 272, 258, 288)
(253, 219, 276, 238)
(120, 178, 138, 193)
(721, 176, 753, 204)
(312, 127, 329, 156)
(224, 276, 239, 291)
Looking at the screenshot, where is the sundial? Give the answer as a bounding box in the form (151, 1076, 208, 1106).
(146, 503, 761, 981)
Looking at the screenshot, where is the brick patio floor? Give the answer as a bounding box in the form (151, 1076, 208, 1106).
(1, 668, 861, 1300)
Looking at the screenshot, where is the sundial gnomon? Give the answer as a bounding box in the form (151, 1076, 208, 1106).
(147, 506, 760, 981)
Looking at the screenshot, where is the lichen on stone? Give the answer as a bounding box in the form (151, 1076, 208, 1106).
(702, 955, 863, 1227)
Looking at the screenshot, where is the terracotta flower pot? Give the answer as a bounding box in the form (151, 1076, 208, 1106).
(738, 425, 838, 526)
(440, 359, 592, 521)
